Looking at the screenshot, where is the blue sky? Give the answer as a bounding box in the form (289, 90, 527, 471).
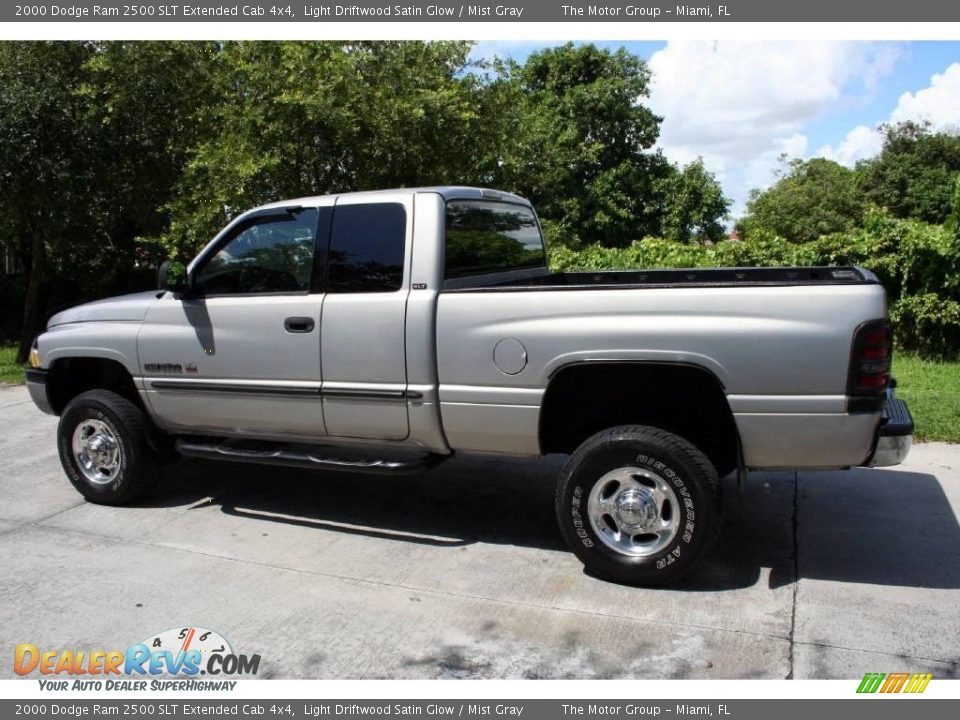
(470, 41, 960, 219)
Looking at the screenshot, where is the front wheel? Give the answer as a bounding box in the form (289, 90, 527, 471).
(57, 390, 161, 505)
(556, 425, 721, 586)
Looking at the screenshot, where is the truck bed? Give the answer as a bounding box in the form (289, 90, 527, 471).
(446, 266, 877, 291)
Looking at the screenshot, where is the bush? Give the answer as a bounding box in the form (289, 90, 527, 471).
(551, 210, 960, 358)
(890, 294, 960, 358)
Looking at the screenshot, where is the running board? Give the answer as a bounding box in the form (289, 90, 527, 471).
(175, 440, 448, 476)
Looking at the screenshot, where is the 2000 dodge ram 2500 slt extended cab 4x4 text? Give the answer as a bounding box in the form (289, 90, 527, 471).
(26, 187, 914, 585)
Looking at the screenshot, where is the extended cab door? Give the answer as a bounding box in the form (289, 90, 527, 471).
(139, 205, 329, 439)
(320, 193, 412, 440)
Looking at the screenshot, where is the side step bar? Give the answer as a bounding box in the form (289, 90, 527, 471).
(175, 440, 449, 476)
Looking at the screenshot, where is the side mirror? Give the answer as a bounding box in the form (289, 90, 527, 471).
(158, 260, 189, 295)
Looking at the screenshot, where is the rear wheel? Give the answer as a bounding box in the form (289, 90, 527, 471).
(556, 425, 720, 586)
(57, 390, 161, 505)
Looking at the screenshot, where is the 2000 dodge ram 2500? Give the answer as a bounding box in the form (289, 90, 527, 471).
(26, 186, 914, 585)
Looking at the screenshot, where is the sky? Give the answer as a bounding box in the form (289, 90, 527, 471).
(470, 41, 960, 220)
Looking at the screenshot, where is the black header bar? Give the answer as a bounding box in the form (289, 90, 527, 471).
(5, 1, 960, 23)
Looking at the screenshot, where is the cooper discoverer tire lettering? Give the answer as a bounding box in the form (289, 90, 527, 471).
(555, 425, 721, 586)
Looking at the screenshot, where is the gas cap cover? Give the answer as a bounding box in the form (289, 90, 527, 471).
(493, 338, 528, 375)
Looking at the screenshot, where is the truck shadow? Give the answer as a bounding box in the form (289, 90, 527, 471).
(672, 466, 960, 592)
(145, 454, 960, 592)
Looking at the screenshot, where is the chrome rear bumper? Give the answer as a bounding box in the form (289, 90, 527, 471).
(866, 391, 914, 467)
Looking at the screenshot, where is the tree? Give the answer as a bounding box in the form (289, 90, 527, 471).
(159, 41, 496, 257)
(947, 176, 960, 236)
(738, 157, 866, 243)
(492, 43, 668, 247)
(0, 42, 216, 361)
(658, 158, 729, 244)
(856, 121, 960, 224)
(0, 42, 95, 362)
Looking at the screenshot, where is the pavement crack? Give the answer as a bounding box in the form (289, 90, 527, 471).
(786, 470, 799, 680)
(791, 640, 959, 670)
(0, 522, 26, 538)
(28, 502, 88, 526)
(0, 502, 86, 530)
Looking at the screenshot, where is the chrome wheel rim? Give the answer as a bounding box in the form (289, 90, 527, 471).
(587, 466, 680, 558)
(71, 419, 121, 485)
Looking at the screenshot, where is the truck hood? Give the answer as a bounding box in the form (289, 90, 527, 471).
(47, 290, 163, 328)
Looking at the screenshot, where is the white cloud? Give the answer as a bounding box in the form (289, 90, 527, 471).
(890, 62, 960, 129)
(647, 41, 902, 218)
(817, 124, 884, 167)
(817, 62, 960, 169)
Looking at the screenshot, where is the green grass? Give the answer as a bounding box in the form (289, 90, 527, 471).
(0, 344, 25, 385)
(1, 342, 956, 441)
(893, 354, 960, 443)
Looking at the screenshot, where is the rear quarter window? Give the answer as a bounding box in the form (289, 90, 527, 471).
(445, 201, 546, 279)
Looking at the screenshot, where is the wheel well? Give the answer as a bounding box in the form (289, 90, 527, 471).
(539, 362, 739, 477)
(47, 357, 143, 416)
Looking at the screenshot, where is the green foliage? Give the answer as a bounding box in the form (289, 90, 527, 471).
(856, 121, 960, 225)
(491, 44, 728, 249)
(738, 157, 866, 243)
(891, 294, 960, 360)
(550, 238, 705, 271)
(0, 41, 216, 359)
(893, 353, 960, 443)
(0, 344, 24, 385)
(946, 175, 960, 234)
(538, 217, 582, 249)
(551, 231, 819, 273)
(496, 44, 663, 248)
(658, 158, 730, 244)
(161, 41, 494, 256)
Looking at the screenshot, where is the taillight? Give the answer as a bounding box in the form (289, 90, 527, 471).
(848, 319, 892, 411)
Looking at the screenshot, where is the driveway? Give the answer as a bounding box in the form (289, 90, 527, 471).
(0, 385, 958, 679)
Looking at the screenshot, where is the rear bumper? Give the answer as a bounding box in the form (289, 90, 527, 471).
(25, 368, 55, 416)
(865, 390, 914, 468)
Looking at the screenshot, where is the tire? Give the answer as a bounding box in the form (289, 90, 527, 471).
(555, 425, 721, 586)
(57, 389, 161, 505)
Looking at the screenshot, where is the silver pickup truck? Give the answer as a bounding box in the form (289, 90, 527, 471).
(26, 186, 913, 585)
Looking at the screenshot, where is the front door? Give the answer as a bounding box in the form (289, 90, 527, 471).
(140, 206, 327, 439)
(320, 193, 412, 440)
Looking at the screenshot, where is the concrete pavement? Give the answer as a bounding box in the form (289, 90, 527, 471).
(0, 384, 957, 679)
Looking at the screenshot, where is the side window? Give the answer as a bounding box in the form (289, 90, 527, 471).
(327, 203, 407, 293)
(444, 201, 545, 279)
(195, 209, 318, 295)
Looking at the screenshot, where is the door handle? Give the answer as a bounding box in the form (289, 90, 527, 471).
(284, 316, 315, 333)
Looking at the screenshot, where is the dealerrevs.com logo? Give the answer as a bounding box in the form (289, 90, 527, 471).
(15, 627, 260, 691)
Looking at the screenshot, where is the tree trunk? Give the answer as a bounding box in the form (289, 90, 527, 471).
(16, 232, 45, 364)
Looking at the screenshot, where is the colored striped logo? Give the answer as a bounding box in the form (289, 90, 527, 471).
(857, 672, 933, 694)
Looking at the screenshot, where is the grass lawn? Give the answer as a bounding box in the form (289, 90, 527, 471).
(0, 343, 24, 385)
(1, 343, 956, 441)
(893, 354, 960, 443)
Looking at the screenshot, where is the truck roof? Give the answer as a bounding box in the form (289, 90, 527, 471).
(252, 186, 531, 213)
